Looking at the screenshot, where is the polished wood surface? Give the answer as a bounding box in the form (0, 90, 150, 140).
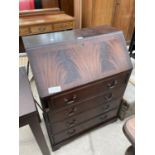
(48, 99, 121, 134)
(19, 9, 75, 52)
(19, 9, 75, 36)
(74, 0, 82, 28)
(51, 109, 118, 144)
(20, 14, 74, 27)
(23, 25, 119, 49)
(92, 0, 116, 26)
(19, 8, 61, 17)
(60, 0, 74, 16)
(41, 0, 59, 8)
(48, 72, 128, 110)
(27, 26, 132, 150)
(82, 0, 116, 27)
(27, 28, 132, 98)
(113, 0, 135, 42)
(82, 0, 93, 27)
(19, 67, 36, 117)
(82, 0, 135, 42)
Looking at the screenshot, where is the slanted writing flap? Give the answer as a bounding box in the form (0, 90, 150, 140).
(27, 30, 132, 98)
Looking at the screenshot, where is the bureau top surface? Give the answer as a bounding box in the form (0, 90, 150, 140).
(19, 13, 74, 27)
(23, 25, 118, 49)
(27, 26, 132, 98)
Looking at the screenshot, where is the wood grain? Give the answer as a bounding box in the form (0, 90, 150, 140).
(27, 28, 132, 98)
(41, 0, 59, 8)
(74, 0, 82, 28)
(82, 0, 93, 27)
(60, 0, 74, 16)
(81, 0, 135, 42)
(92, 0, 116, 26)
(50, 109, 118, 144)
(26, 26, 133, 151)
(112, 0, 135, 42)
(20, 14, 74, 27)
(23, 25, 119, 49)
(82, 0, 116, 27)
(20, 13, 75, 36)
(19, 8, 61, 17)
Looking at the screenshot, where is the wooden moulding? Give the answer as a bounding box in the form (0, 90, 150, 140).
(19, 8, 63, 17)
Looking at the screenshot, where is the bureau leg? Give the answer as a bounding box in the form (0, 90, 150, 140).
(29, 115, 50, 155)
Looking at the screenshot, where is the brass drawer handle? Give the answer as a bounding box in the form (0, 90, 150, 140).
(67, 129, 76, 135)
(64, 95, 77, 105)
(104, 93, 113, 101)
(65, 107, 77, 117)
(66, 119, 76, 128)
(107, 80, 118, 89)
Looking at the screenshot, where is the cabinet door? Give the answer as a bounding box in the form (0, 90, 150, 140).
(113, 0, 135, 42)
(82, 0, 93, 27)
(41, 0, 59, 8)
(92, 0, 116, 26)
(82, 0, 116, 27)
(60, 0, 74, 16)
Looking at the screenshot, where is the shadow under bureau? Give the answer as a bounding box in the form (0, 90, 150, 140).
(27, 26, 133, 151)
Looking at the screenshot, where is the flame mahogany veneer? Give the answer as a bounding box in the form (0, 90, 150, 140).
(27, 26, 132, 151)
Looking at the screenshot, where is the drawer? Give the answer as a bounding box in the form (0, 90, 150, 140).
(48, 72, 128, 110)
(30, 25, 52, 34)
(51, 109, 118, 144)
(49, 99, 121, 134)
(48, 88, 123, 123)
(53, 22, 74, 31)
(19, 27, 30, 36)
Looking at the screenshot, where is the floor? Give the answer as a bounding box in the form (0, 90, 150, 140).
(19, 55, 134, 155)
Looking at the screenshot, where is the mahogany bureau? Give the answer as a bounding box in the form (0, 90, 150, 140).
(27, 26, 133, 151)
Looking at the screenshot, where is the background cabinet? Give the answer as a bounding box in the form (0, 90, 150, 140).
(82, 0, 134, 43)
(112, 0, 135, 43)
(41, 0, 59, 8)
(36, 0, 135, 43)
(82, 0, 116, 27)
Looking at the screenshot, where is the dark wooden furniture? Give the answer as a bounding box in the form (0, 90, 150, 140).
(123, 116, 135, 155)
(23, 25, 121, 49)
(27, 26, 133, 151)
(19, 67, 50, 155)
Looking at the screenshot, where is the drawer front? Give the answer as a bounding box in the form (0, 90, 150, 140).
(53, 22, 74, 31)
(48, 88, 123, 123)
(30, 25, 52, 34)
(48, 72, 128, 110)
(19, 27, 30, 36)
(51, 109, 118, 144)
(49, 99, 121, 134)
